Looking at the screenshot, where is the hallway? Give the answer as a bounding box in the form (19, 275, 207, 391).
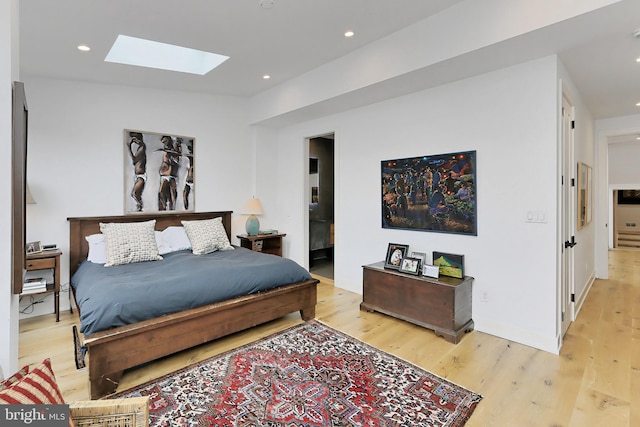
(562, 248, 640, 425)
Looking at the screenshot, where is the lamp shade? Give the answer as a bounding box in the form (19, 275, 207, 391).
(26, 184, 36, 204)
(243, 197, 263, 236)
(242, 197, 264, 215)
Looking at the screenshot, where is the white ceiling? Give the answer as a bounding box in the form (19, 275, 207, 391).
(19, 0, 463, 96)
(17, 0, 640, 132)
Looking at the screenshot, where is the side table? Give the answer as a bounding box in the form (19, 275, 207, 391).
(24, 249, 63, 322)
(237, 233, 286, 257)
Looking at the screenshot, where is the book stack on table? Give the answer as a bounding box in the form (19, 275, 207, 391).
(22, 277, 47, 295)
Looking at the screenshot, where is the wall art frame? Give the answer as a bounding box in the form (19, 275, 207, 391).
(577, 162, 592, 230)
(617, 189, 640, 205)
(381, 150, 477, 235)
(124, 130, 195, 214)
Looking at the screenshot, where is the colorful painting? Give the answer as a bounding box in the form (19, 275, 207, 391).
(382, 151, 476, 235)
(124, 130, 195, 214)
(432, 251, 464, 279)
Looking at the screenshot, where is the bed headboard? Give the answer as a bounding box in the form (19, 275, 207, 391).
(67, 211, 232, 280)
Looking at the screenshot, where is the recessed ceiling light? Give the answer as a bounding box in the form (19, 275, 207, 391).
(636, 101, 640, 106)
(263, 74, 271, 80)
(344, 30, 355, 38)
(105, 35, 229, 75)
(636, 57, 640, 63)
(77, 44, 91, 52)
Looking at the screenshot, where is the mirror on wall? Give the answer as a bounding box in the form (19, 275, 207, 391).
(310, 158, 319, 208)
(577, 162, 592, 230)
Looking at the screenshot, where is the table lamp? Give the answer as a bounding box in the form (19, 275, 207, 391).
(243, 197, 264, 236)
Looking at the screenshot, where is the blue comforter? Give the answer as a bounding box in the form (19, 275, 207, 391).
(71, 247, 312, 335)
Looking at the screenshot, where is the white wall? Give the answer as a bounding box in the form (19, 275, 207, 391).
(265, 55, 563, 352)
(20, 77, 253, 318)
(609, 141, 640, 185)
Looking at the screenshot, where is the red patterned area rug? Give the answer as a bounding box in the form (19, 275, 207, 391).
(113, 320, 482, 426)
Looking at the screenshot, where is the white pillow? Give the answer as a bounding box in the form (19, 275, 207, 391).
(155, 231, 172, 255)
(99, 220, 163, 266)
(161, 226, 192, 252)
(181, 217, 233, 255)
(85, 233, 106, 264)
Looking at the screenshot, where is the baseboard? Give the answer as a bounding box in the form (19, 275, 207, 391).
(473, 317, 560, 354)
(574, 272, 596, 318)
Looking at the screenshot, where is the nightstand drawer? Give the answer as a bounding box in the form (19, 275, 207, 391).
(26, 258, 55, 270)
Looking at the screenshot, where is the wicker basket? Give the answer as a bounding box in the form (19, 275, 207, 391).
(68, 396, 149, 427)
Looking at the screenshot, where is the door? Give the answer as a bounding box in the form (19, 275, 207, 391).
(560, 94, 575, 336)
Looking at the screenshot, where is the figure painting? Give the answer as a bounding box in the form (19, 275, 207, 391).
(124, 130, 195, 214)
(382, 150, 476, 235)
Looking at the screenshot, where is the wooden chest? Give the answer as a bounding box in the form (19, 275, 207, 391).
(361, 261, 474, 343)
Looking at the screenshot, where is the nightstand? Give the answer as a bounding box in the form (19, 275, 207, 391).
(237, 234, 286, 257)
(24, 249, 62, 322)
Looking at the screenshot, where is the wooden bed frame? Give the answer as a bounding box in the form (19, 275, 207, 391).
(68, 211, 318, 399)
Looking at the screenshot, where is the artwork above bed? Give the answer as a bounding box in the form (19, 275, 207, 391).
(124, 129, 195, 214)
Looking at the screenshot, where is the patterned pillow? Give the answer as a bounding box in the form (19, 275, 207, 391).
(0, 359, 65, 405)
(0, 365, 29, 391)
(99, 220, 162, 267)
(181, 217, 233, 255)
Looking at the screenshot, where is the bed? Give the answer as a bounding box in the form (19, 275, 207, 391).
(68, 211, 318, 399)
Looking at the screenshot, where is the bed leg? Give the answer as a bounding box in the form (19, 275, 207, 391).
(90, 370, 123, 399)
(300, 306, 316, 321)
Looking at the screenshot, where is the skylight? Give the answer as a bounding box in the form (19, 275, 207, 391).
(105, 35, 229, 75)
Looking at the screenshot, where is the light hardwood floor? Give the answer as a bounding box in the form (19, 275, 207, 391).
(19, 249, 640, 426)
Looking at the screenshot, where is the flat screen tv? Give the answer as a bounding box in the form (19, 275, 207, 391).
(12, 81, 27, 295)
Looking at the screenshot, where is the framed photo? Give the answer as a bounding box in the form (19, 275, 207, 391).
(422, 264, 440, 278)
(381, 150, 477, 235)
(26, 241, 42, 254)
(432, 251, 464, 279)
(124, 130, 195, 214)
(410, 251, 426, 265)
(384, 243, 409, 270)
(399, 257, 422, 275)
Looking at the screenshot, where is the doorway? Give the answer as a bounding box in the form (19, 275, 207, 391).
(308, 134, 335, 279)
(611, 189, 640, 248)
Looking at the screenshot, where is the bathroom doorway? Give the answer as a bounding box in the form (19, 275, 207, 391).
(308, 134, 335, 279)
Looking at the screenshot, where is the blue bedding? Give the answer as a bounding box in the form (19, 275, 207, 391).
(71, 247, 312, 335)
